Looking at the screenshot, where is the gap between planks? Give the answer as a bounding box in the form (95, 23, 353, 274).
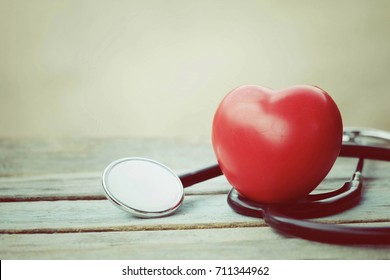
(2, 219, 389, 235)
(0, 221, 265, 234)
(0, 191, 229, 202)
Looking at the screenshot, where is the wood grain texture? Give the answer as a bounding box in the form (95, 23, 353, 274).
(1, 226, 390, 260)
(0, 138, 389, 259)
(0, 138, 217, 177)
(0, 187, 389, 233)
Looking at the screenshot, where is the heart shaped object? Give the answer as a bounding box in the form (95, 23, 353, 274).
(212, 85, 343, 204)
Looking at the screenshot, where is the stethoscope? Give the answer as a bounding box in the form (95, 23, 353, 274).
(102, 127, 390, 244)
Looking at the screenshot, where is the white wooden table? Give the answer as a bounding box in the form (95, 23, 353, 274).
(0, 138, 389, 259)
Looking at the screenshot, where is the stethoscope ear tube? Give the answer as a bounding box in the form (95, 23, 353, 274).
(340, 143, 390, 161)
(275, 179, 363, 219)
(265, 208, 390, 245)
(228, 187, 390, 245)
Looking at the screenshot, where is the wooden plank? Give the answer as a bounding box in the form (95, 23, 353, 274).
(0, 138, 217, 177)
(1, 157, 388, 200)
(0, 137, 228, 199)
(0, 174, 231, 201)
(0, 194, 262, 233)
(1, 187, 389, 233)
(1, 226, 389, 260)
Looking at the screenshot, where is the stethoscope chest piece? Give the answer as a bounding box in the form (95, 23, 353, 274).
(102, 157, 184, 218)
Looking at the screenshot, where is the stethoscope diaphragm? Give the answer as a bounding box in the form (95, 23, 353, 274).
(102, 157, 184, 218)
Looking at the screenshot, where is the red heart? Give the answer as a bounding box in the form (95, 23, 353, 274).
(212, 85, 343, 204)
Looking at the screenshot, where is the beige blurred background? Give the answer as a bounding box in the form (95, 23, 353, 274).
(0, 0, 389, 140)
